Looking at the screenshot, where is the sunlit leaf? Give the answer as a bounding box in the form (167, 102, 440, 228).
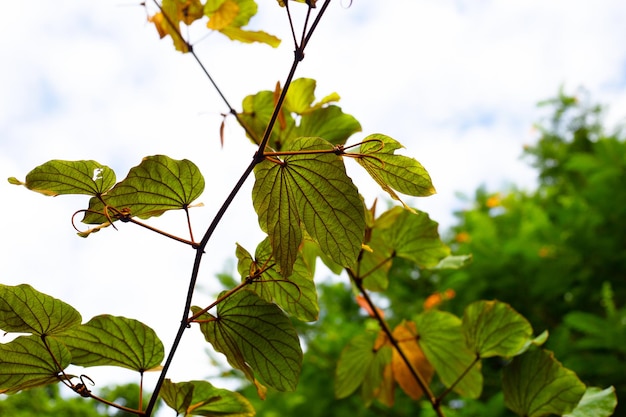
(0, 284, 81, 336)
(391, 321, 434, 400)
(360, 206, 450, 291)
(82, 155, 204, 227)
(160, 379, 255, 417)
(236, 238, 319, 321)
(194, 290, 302, 394)
(238, 79, 359, 150)
(296, 106, 361, 146)
(220, 26, 281, 47)
(352, 134, 435, 207)
(462, 300, 533, 358)
(238, 90, 295, 147)
(415, 310, 482, 399)
(59, 315, 164, 372)
(503, 348, 585, 417)
(0, 335, 71, 394)
(433, 254, 473, 270)
(149, 0, 196, 53)
(205, 0, 280, 47)
(8, 160, 115, 197)
(253, 137, 365, 277)
(564, 386, 617, 417)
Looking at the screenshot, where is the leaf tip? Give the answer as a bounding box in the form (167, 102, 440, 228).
(7, 176, 23, 186)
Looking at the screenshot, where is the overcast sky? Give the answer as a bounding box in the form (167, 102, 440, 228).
(2, 0, 626, 410)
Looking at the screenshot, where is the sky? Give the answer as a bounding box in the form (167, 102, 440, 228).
(1, 0, 626, 412)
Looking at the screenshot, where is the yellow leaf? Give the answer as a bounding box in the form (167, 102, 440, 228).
(207, 0, 240, 30)
(392, 321, 434, 400)
(219, 26, 281, 47)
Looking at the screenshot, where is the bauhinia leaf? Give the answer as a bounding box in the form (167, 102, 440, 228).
(194, 290, 302, 395)
(59, 315, 164, 372)
(391, 321, 435, 400)
(335, 331, 391, 400)
(8, 160, 115, 196)
(0, 284, 81, 336)
(503, 348, 586, 417)
(415, 310, 483, 399)
(238, 79, 359, 150)
(82, 155, 204, 229)
(352, 134, 435, 208)
(462, 300, 533, 358)
(253, 137, 365, 277)
(236, 238, 319, 321)
(205, 0, 280, 47)
(0, 335, 71, 394)
(360, 206, 450, 291)
(160, 379, 255, 417)
(564, 386, 617, 417)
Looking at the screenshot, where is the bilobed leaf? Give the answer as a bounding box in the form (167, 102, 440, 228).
(284, 79, 360, 145)
(503, 348, 586, 417)
(236, 238, 319, 321)
(0, 335, 71, 394)
(462, 300, 533, 358)
(8, 160, 115, 196)
(335, 331, 377, 399)
(238, 90, 295, 147)
(296, 106, 361, 146)
(82, 155, 204, 227)
(0, 284, 81, 336)
(415, 310, 482, 399)
(391, 321, 434, 400)
(359, 206, 449, 291)
(564, 386, 617, 417)
(194, 290, 302, 394)
(253, 137, 365, 277)
(352, 134, 435, 208)
(160, 379, 255, 417)
(205, 0, 280, 47)
(379, 207, 450, 267)
(59, 315, 164, 372)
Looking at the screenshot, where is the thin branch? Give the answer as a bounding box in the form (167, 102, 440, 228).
(349, 271, 445, 417)
(144, 2, 334, 415)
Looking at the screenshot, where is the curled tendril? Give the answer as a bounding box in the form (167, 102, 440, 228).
(73, 374, 95, 398)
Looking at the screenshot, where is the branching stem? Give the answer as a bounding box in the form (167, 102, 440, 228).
(349, 271, 445, 417)
(143, 2, 333, 415)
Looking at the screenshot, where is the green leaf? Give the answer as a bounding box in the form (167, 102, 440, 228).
(359, 207, 450, 291)
(0, 335, 71, 394)
(82, 155, 204, 227)
(59, 315, 164, 372)
(564, 386, 617, 417)
(194, 290, 302, 393)
(253, 137, 365, 277)
(503, 348, 586, 417)
(0, 284, 81, 336)
(238, 79, 360, 150)
(352, 134, 435, 208)
(415, 310, 483, 399)
(160, 379, 255, 417)
(296, 105, 361, 146)
(238, 90, 294, 148)
(462, 300, 533, 358)
(236, 238, 319, 321)
(334, 331, 378, 399)
(8, 160, 115, 196)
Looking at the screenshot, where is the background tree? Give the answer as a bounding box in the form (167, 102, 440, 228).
(442, 90, 626, 414)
